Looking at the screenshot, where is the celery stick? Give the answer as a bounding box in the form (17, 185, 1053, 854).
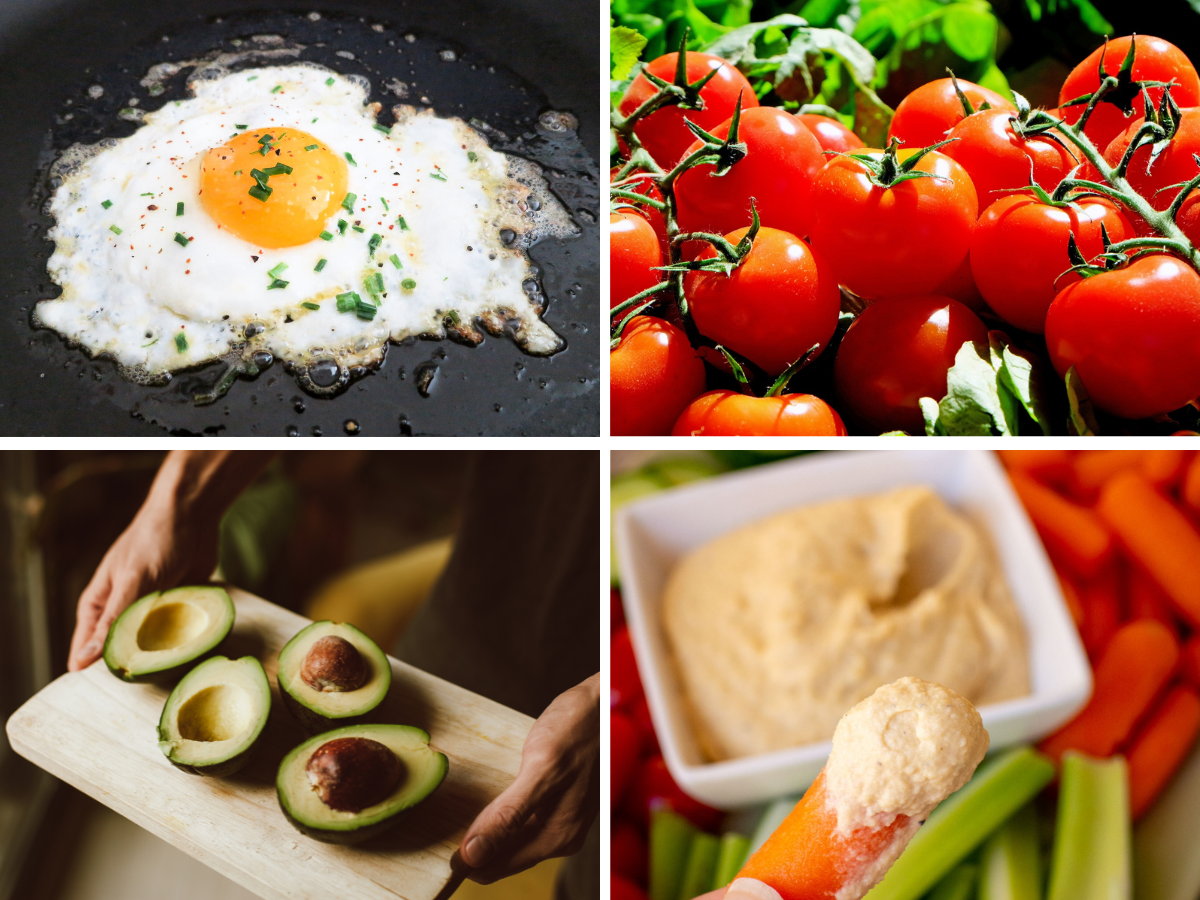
(677, 831, 719, 900)
(1135, 739, 1200, 900)
(1047, 753, 1130, 900)
(978, 803, 1041, 900)
(865, 747, 1055, 900)
(929, 863, 979, 900)
(650, 808, 698, 900)
(711, 832, 752, 890)
(749, 795, 800, 855)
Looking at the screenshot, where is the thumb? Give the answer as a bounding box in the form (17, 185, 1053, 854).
(459, 771, 544, 868)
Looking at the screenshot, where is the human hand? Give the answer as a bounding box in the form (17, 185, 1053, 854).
(457, 672, 600, 883)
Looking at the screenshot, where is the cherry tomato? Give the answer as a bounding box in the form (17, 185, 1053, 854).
(611, 317, 707, 436)
(611, 212, 663, 311)
(797, 113, 865, 154)
(1103, 107, 1200, 214)
(622, 755, 724, 832)
(675, 106, 827, 241)
(971, 193, 1135, 333)
(612, 710, 642, 806)
(611, 587, 625, 632)
(1045, 255, 1200, 419)
(833, 295, 988, 434)
(685, 226, 839, 375)
(612, 875, 651, 900)
(612, 819, 648, 885)
(619, 52, 759, 168)
(672, 390, 847, 436)
(611, 626, 644, 710)
(888, 77, 1015, 149)
(628, 693, 660, 756)
(611, 166, 668, 255)
(1059, 35, 1200, 153)
(943, 108, 1078, 211)
(809, 149, 978, 300)
(1178, 193, 1200, 246)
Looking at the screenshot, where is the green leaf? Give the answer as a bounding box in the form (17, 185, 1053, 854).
(611, 26, 648, 79)
(1069, 0, 1113, 34)
(805, 26, 877, 86)
(975, 62, 1013, 103)
(1065, 366, 1099, 436)
(997, 338, 1052, 435)
(1023, 0, 1043, 21)
(702, 14, 807, 64)
(941, 5, 995, 63)
(934, 340, 1009, 436)
(921, 397, 946, 436)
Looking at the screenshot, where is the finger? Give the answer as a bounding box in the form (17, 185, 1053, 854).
(458, 767, 547, 870)
(693, 889, 731, 900)
(68, 572, 113, 671)
(72, 575, 142, 672)
(725, 879, 782, 900)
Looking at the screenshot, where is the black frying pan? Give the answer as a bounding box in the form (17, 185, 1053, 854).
(0, 0, 599, 435)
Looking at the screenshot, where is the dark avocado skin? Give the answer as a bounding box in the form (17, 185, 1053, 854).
(104, 648, 223, 685)
(280, 688, 374, 735)
(277, 803, 396, 845)
(166, 741, 260, 778)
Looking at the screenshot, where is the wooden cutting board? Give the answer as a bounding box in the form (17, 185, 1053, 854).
(5, 587, 535, 900)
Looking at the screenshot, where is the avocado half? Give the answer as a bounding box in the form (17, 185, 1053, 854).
(277, 621, 392, 733)
(157, 655, 271, 777)
(277, 723, 448, 844)
(103, 585, 235, 683)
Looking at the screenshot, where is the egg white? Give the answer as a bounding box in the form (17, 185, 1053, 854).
(39, 64, 563, 381)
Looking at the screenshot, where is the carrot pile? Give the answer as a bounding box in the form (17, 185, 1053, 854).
(1000, 449, 1200, 820)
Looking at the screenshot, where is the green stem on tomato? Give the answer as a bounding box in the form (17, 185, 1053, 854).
(1047, 753, 1131, 900)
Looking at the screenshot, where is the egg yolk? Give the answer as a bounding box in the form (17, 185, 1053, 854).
(199, 129, 348, 249)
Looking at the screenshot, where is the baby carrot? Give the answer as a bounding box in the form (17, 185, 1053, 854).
(1080, 578, 1121, 662)
(1183, 453, 1200, 513)
(1127, 568, 1179, 634)
(1039, 619, 1179, 763)
(1057, 573, 1085, 629)
(1073, 450, 1145, 494)
(995, 450, 1071, 484)
(1126, 686, 1200, 820)
(1008, 470, 1113, 578)
(1097, 471, 1200, 627)
(1182, 637, 1200, 691)
(1141, 450, 1188, 489)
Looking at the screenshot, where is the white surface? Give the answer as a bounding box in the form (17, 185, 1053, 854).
(615, 450, 1092, 809)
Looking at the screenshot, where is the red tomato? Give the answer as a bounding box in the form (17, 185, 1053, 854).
(611, 587, 625, 632)
(611, 317, 707, 436)
(612, 710, 642, 806)
(1178, 193, 1200, 246)
(611, 626, 644, 710)
(675, 107, 827, 241)
(1103, 107, 1200, 214)
(685, 226, 839, 375)
(834, 295, 988, 433)
(628, 693, 660, 756)
(934, 253, 985, 311)
(971, 193, 1135, 333)
(611, 212, 663, 311)
(809, 149, 978, 299)
(612, 819, 648, 885)
(1059, 35, 1200, 153)
(619, 52, 759, 168)
(797, 113, 865, 154)
(622, 756, 724, 831)
(611, 166, 668, 254)
(1045, 255, 1200, 419)
(672, 390, 847, 436)
(888, 77, 1015, 149)
(943, 108, 1078, 211)
(612, 875, 651, 900)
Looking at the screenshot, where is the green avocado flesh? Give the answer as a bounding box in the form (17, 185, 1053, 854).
(277, 723, 448, 844)
(277, 621, 391, 733)
(103, 585, 235, 683)
(157, 655, 271, 777)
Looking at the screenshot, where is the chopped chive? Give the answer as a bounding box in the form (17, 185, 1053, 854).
(176, 202, 184, 216)
(374, 123, 391, 134)
(445, 310, 461, 325)
(271, 84, 283, 93)
(467, 151, 478, 162)
(173, 232, 191, 246)
(336, 291, 360, 312)
(397, 215, 409, 230)
(174, 332, 188, 352)
(267, 278, 289, 290)
(325, 77, 334, 86)
(364, 272, 385, 296)
(258, 133, 273, 144)
(248, 183, 272, 202)
(140, 192, 154, 197)
(301, 301, 321, 310)
(142, 338, 158, 348)
(268, 262, 288, 279)
(337, 219, 348, 234)
(319, 230, 333, 241)
(234, 169, 242, 176)
(260, 163, 293, 176)
(101, 199, 113, 209)
(235, 123, 247, 129)
(367, 233, 383, 256)
(344, 152, 357, 167)
(314, 258, 328, 272)
(341, 193, 356, 213)
(311, 117, 318, 123)
(351, 225, 365, 233)
(355, 299, 377, 320)
(247, 75, 258, 81)
(380, 197, 389, 212)
(109, 225, 122, 235)
(401, 278, 416, 290)
(430, 169, 447, 182)
(389, 253, 402, 269)
(305, 144, 319, 151)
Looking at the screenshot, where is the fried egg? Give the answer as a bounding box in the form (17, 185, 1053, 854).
(38, 64, 569, 392)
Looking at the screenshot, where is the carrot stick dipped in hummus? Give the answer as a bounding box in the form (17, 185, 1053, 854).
(719, 677, 990, 900)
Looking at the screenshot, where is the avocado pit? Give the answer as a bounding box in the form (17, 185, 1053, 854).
(301, 635, 368, 692)
(306, 736, 403, 812)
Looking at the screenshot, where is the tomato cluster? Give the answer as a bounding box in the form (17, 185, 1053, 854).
(611, 36, 1200, 435)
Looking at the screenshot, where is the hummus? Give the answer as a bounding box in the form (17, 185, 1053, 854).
(661, 486, 1029, 761)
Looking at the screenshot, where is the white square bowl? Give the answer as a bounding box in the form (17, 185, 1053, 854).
(615, 449, 1092, 810)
